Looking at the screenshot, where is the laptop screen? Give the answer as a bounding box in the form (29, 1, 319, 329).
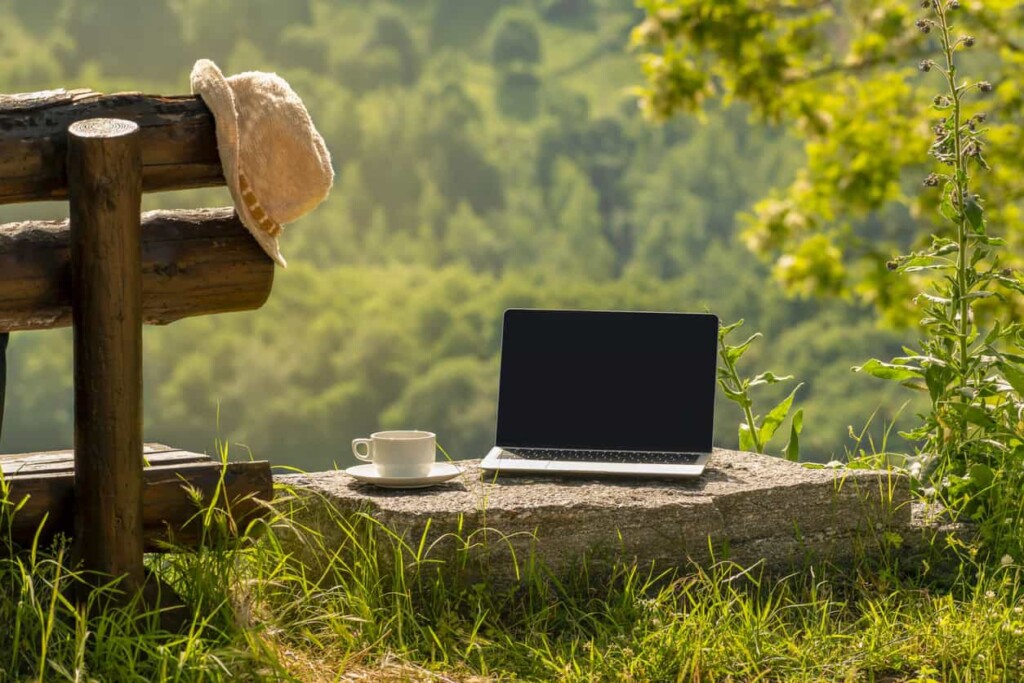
(496, 309, 718, 453)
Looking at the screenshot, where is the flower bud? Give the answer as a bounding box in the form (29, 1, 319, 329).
(962, 36, 975, 47)
(948, 0, 961, 8)
(978, 81, 993, 92)
(919, 59, 935, 72)
(916, 19, 933, 33)
(923, 173, 941, 187)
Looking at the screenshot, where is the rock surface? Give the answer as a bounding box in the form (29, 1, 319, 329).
(277, 449, 924, 583)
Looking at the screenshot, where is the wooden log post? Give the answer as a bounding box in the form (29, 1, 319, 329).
(67, 118, 145, 593)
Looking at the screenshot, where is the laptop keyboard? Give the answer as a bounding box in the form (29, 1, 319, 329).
(504, 448, 702, 465)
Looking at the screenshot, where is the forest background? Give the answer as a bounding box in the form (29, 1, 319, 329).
(0, 0, 922, 470)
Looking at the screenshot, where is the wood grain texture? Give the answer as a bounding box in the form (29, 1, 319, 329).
(68, 118, 145, 590)
(0, 90, 222, 205)
(0, 207, 274, 331)
(2, 460, 274, 551)
(0, 446, 212, 476)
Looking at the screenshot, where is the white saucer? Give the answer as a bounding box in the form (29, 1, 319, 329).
(345, 462, 463, 489)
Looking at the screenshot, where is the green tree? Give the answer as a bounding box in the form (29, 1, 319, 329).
(70, 0, 183, 80)
(546, 159, 617, 280)
(430, 0, 502, 51)
(366, 11, 421, 86)
(537, 0, 597, 27)
(632, 0, 1024, 322)
(496, 70, 542, 120)
(491, 15, 543, 68)
(381, 356, 497, 460)
(443, 202, 504, 273)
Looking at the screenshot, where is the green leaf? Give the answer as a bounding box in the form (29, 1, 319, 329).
(759, 383, 803, 446)
(749, 371, 793, 387)
(924, 364, 953, 403)
(719, 385, 751, 407)
(940, 190, 957, 222)
(947, 402, 997, 429)
(903, 265, 953, 273)
(718, 319, 744, 339)
(964, 194, 985, 234)
(1000, 363, 1024, 397)
(918, 292, 951, 305)
(726, 333, 761, 363)
(973, 234, 1005, 246)
(739, 423, 757, 453)
(984, 321, 1004, 345)
(968, 463, 995, 489)
(783, 408, 803, 462)
(853, 359, 922, 381)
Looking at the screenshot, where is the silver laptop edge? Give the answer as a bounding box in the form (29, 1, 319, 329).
(480, 447, 711, 478)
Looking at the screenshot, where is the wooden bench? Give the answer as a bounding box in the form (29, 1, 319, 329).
(0, 89, 276, 596)
(0, 444, 272, 551)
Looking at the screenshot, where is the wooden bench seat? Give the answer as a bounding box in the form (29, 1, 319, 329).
(1, 444, 273, 552)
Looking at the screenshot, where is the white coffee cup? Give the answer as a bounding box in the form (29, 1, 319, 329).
(352, 430, 436, 478)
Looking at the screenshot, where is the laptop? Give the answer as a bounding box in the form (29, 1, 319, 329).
(480, 309, 718, 478)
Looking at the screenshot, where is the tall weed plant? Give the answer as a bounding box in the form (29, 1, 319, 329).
(856, 0, 1024, 559)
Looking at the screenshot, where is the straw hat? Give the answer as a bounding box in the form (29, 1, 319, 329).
(190, 59, 333, 267)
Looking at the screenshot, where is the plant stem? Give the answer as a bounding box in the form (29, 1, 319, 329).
(937, 7, 971, 395)
(719, 341, 763, 453)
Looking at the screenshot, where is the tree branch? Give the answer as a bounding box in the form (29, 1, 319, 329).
(783, 41, 930, 85)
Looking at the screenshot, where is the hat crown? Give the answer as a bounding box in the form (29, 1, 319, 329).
(190, 59, 333, 267)
(226, 71, 333, 224)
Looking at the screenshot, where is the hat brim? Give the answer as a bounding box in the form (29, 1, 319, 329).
(190, 59, 287, 268)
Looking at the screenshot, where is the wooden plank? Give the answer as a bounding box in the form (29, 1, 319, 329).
(1, 450, 212, 477)
(68, 117, 145, 592)
(0, 443, 179, 464)
(0, 90, 222, 205)
(2, 461, 274, 552)
(0, 208, 274, 332)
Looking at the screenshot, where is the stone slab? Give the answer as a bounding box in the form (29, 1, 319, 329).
(276, 449, 914, 583)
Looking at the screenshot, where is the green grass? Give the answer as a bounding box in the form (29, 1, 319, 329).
(1, 473, 1023, 682)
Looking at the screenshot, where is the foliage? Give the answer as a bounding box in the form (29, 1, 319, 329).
(717, 319, 803, 460)
(632, 0, 1024, 325)
(853, 0, 1024, 560)
(491, 13, 542, 67)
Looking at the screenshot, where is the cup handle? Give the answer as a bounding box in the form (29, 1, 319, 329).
(352, 439, 373, 462)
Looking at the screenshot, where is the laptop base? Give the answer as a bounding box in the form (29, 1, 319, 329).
(479, 447, 710, 479)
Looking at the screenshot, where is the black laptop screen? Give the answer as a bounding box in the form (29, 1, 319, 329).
(496, 309, 718, 453)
